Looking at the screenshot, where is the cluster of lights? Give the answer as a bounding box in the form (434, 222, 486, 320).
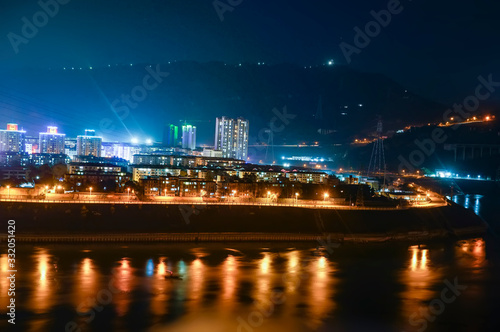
(444, 115, 494, 125)
(130, 137, 154, 145)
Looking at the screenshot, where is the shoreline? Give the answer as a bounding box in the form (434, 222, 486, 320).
(0, 227, 486, 244)
(0, 227, 484, 244)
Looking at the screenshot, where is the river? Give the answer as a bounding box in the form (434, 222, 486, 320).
(0, 195, 499, 331)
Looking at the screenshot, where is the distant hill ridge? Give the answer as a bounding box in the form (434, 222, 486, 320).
(0, 62, 445, 144)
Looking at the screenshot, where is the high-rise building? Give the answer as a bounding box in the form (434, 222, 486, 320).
(65, 138, 78, 160)
(24, 136, 38, 154)
(181, 124, 196, 150)
(0, 123, 26, 153)
(76, 129, 102, 157)
(215, 117, 249, 160)
(39, 126, 65, 154)
(163, 124, 179, 147)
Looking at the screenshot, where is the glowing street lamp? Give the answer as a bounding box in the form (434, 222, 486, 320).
(295, 192, 299, 204)
(324, 192, 329, 201)
(89, 187, 93, 199)
(6, 185, 10, 198)
(127, 187, 131, 198)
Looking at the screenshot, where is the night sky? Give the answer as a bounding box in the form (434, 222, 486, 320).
(1, 0, 499, 140)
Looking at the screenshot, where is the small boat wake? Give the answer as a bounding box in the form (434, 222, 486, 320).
(165, 270, 183, 280)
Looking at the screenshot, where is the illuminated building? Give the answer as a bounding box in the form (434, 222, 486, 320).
(101, 142, 141, 162)
(215, 117, 249, 160)
(66, 162, 130, 190)
(25, 136, 39, 154)
(0, 123, 26, 153)
(39, 126, 65, 154)
(181, 124, 196, 150)
(163, 124, 179, 147)
(132, 166, 182, 181)
(65, 138, 77, 160)
(29, 153, 70, 166)
(77, 129, 102, 157)
(0, 152, 29, 167)
(202, 148, 223, 158)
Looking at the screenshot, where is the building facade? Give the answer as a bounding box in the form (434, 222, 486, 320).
(0, 123, 26, 153)
(101, 142, 141, 162)
(64, 138, 77, 160)
(215, 117, 249, 160)
(163, 124, 179, 147)
(66, 162, 129, 191)
(76, 129, 102, 157)
(181, 124, 196, 150)
(39, 126, 65, 154)
(24, 136, 38, 154)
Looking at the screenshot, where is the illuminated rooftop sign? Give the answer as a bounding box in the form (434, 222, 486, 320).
(6, 123, 18, 131)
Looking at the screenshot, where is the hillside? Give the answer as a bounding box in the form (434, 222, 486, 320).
(0, 62, 445, 144)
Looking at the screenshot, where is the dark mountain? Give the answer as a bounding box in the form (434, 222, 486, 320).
(0, 62, 446, 144)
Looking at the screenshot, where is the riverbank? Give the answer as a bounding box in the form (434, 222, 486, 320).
(0, 200, 486, 243)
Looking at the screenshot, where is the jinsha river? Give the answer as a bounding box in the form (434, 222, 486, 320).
(1, 195, 499, 332)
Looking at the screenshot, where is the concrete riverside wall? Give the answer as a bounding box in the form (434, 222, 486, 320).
(0, 201, 486, 243)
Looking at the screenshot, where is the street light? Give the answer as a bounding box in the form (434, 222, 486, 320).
(127, 187, 131, 198)
(324, 192, 329, 201)
(6, 185, 10, 198)
(89, 187, 93, 199)
(295, 192, 299, 204)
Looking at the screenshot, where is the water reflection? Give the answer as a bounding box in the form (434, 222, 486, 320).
(74, 257, 98, 313)
(113, 258, 134, 317)
(456, 238, 486, 270)
(306, 255, 335, 330)
(0, 254, 9, 309)
(254, 252, 273, 304)
(30, 249, 56, 314)
(0, 241, 493, 332)
(150, 257, 171, 317)
(221, 255, 238, 304)
(400, 245, 443, 329)
(453, 194, 483, 216)
(187, 258, 206, 312)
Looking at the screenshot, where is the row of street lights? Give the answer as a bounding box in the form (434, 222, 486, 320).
(3, 186, 330, 203)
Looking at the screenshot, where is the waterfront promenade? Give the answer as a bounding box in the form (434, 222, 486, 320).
(0, 194, 448, 210)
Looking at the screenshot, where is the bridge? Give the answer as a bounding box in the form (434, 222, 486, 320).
(444, 143, 500, 161)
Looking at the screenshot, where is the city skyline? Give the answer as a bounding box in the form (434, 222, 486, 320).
(1, 2, 500, 332)
(0, 115, 252, 163)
